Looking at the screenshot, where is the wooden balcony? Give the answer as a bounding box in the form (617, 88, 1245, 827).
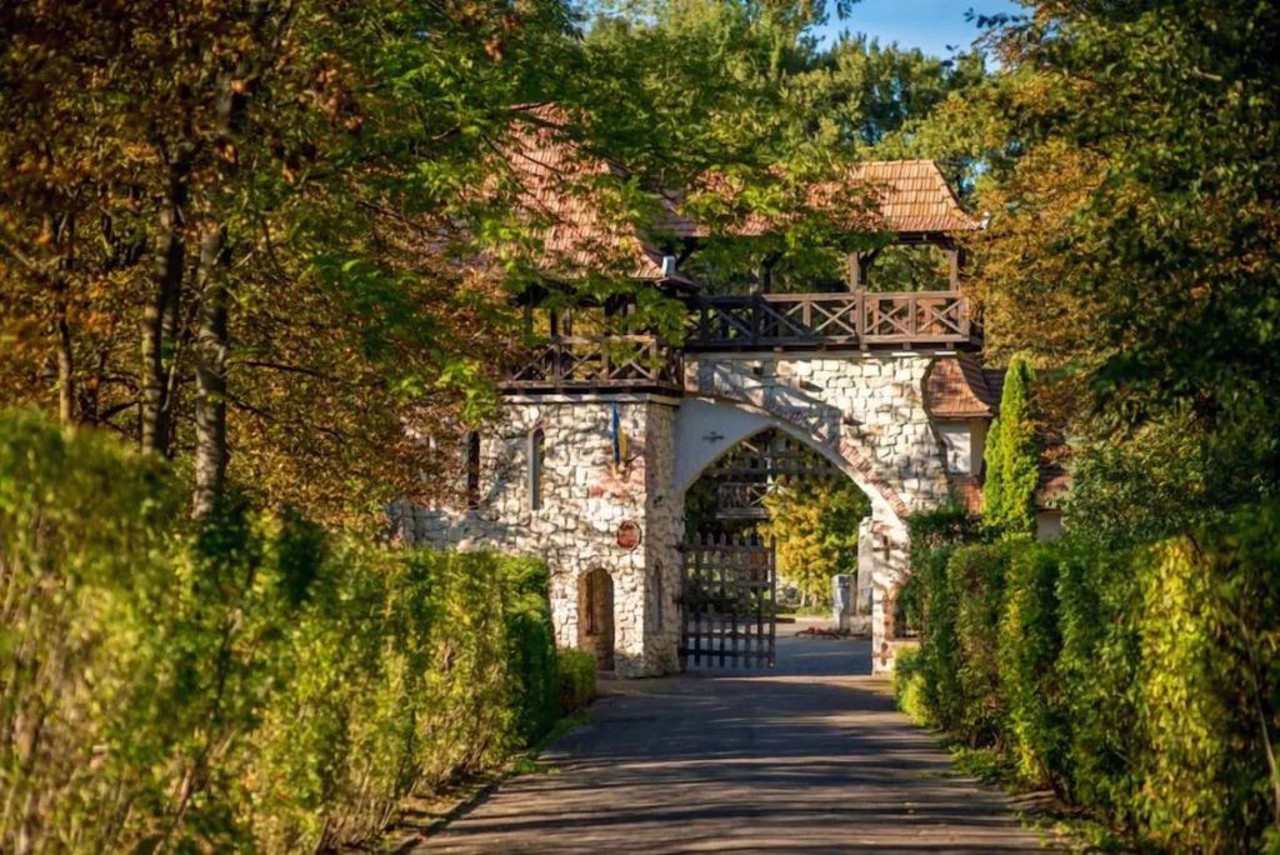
(503, 335, 684, 393)
(685, 290, 980, 351)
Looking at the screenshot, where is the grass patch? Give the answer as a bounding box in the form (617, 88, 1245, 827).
(946, 744, 1131, 853)
(512, 711, 593, 774)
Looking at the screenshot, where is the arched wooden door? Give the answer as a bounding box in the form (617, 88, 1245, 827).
(578, 568, 615, 672)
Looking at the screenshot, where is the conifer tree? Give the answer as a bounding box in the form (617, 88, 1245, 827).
(983, 355, 1037, 537)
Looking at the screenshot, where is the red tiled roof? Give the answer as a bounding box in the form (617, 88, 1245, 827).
(925, 354, 996, 418)
(504, 107, 689, 281)
(1035, 462, 1071, 510)
(502, 110, 978, 281)
(851, 161, 981, 234)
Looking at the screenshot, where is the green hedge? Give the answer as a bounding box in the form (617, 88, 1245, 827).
(0, 411, 567, 853)
(557, 648, 598, 715)
(904, 502, 1280, 852)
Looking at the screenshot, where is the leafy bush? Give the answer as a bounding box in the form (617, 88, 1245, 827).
(996, 542, 1065, 789)
(502, 556, 562, 744)
(892, 645, 928, 725)
(1055, 538, 1141, 825)
(908, 498, 981, 731)
(946, 543, 1010, 747)
(982, 354, 1038, 538)
(557, 648, 598, 715)
(0, 410, 562, 854)
(1134, 516, 1280, 852)
(906, 499, 1280, 851)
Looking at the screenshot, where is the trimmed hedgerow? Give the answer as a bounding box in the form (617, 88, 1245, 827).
(996, 542, 1066, 790)
(892, 646, 928, 726)
(908, 499, 981, 733)
(0, 410, 565, 854)
(901, 500, 1280, 852)
(557, 648, 598, 715)
(947, 543, 1010, 748)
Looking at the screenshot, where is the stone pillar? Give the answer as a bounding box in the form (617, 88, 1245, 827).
(855, 516, 875, 614)
(869, 518, 909, 676)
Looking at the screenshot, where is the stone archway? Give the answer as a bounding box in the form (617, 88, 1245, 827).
(671, 396, 927, 673)
(578, 567, 615, 672)
(672, 397, 910, 536)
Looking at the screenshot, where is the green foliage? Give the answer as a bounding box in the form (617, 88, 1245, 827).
(907, 500, 1280, 851)
(892, 645, 929, 726)
(943, 1, 1280, 523)
(983, 355, 1038, 537)
(946, 544, 1010, 747)
(907, 496, 983, 731)
(0, 411, 562, 853)
(907, 497, 982, 548)
(761, 477, 870, 607)
(1063, 411, 1217, 550)
(895, 571, 924, 634)
(556, 649, 598, 715)
(996, 543, 1065, 789)
(1054, 538, 1142, 823)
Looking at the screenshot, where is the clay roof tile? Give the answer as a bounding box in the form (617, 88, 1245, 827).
(925, 354, 995, 418)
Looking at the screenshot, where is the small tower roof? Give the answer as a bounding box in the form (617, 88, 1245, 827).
(851, 160, 981, 235)
(925, 354, 997, 418)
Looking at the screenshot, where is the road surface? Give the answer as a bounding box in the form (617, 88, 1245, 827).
(414, 623, 1050, 853)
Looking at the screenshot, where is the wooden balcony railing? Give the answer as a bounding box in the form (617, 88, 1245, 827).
(503, 335, 684, 392)
(685, 290, 980, 350)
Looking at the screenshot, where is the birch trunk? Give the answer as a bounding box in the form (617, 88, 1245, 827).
(193, 224, 228, 516)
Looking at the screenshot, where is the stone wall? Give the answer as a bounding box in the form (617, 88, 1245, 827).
(686, 351, 951, 674)
(400, 351, 967, 678)
(687, 352, 950, 518)
(395, 394, 681, 677)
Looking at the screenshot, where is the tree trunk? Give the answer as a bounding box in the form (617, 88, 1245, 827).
(54, 284, 74, 427)
(141, 167, 187, 455)
(193, 223, 229, 517)
(50, 212, 75, 427)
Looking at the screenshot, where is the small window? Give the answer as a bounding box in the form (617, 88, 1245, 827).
(529, 428, 545, 511)
(465, 431, 480, 508)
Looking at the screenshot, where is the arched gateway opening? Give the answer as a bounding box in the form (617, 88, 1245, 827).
(677, 425, 882, 672)
(578, 568, 615, 672)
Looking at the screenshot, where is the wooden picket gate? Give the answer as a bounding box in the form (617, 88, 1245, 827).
(679, 534, 777, 669)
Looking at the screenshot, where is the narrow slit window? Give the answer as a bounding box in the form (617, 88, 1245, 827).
(465, 431, 480, 508)
(529, 428, 545, 511)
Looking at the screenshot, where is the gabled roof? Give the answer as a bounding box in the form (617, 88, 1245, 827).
(502, 109, 978, 282)
(1035, 463, 1071, 510)
(925, 354, 997, 418)
(504, 107, 691, 281)
(851, 161, 982, 234)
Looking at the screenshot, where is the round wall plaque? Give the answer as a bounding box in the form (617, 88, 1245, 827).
(616, 521, 642, 550)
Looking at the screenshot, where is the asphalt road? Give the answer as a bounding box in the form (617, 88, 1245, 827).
(413, 624, 1050, 854)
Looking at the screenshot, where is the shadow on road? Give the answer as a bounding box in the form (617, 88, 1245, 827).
(413, 629, 1050, 854)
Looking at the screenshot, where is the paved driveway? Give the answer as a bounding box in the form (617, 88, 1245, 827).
(414, 625, 1050, 853)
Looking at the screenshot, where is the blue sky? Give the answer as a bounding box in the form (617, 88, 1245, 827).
(816, 0, 1025, 56)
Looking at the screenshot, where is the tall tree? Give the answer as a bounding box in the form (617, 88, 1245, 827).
(983, 354, 1037, 537)
(0, 0, 580, 523)
(939, 1, 1280, 524)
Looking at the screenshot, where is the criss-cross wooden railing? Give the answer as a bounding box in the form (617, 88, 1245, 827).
(503, 335, 684, 392)
(686, 290, 978, 350)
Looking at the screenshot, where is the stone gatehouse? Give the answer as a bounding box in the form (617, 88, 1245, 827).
(396, 116, 996, 675)
(397, 349, 997, 677)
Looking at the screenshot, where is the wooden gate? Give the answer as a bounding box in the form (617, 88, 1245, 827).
(679, 534, 776, 669)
